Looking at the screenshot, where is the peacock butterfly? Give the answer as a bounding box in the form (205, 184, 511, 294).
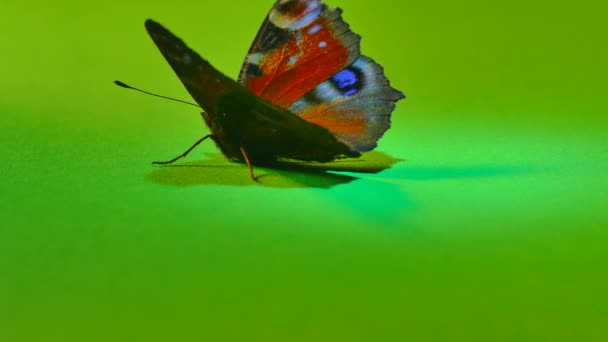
(122, 0, 405, 181)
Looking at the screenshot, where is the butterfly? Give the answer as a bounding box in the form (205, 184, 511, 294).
(136, 0, 404, 180)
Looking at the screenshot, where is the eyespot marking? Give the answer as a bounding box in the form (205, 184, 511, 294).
(330, 68, 363, 96)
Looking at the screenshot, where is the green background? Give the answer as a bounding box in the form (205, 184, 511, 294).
(1, 0, 607, 340)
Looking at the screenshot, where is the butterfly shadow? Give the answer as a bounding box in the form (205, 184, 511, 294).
(379, 164, 539, 181)
(145, 151, 403, 189)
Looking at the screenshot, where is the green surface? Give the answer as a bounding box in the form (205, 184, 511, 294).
(1, 0, 607, 340)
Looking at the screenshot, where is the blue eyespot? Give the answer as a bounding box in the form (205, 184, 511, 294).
(332, 69, 358, 88)
(331, 68, 361, 96)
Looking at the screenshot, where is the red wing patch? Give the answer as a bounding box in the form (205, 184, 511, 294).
(238, 0, 360, 109)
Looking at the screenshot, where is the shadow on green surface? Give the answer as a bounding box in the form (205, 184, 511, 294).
(380, 165, 536, 181)
(146, 151, 403, 189)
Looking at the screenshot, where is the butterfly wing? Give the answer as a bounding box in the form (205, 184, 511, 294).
(238, 0, 361, 108)
(290, 56, 405, 152)
(239, 0, 404, 153)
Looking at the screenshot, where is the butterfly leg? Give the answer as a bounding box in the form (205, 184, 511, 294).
(153, 134, 216, 165)
(239, 147, 258, 182)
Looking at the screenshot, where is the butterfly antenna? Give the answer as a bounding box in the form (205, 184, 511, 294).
(114, 80, 201, 108)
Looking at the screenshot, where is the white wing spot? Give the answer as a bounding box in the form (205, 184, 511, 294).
(249, 53, 265, 64)
(319, 41, 327, 48)
(308, 24, 323, 34)
(289, 54, 301, 66)
(291, 8, 322, 29)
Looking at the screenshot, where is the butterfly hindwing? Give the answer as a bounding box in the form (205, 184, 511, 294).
(238, 0, 361, 108)
(289, 56, 405, 152)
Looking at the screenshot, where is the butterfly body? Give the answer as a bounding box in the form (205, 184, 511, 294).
(142, 0, 404, 172)
(146, 20, 359, 164)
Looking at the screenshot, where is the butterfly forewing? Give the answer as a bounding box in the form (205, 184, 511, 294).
(145, 20, 241, 115)
(238, 0, 361, 108)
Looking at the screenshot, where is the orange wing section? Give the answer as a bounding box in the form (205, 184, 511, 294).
(298, 104, 366, 136)
(239, 1, 360, 109)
